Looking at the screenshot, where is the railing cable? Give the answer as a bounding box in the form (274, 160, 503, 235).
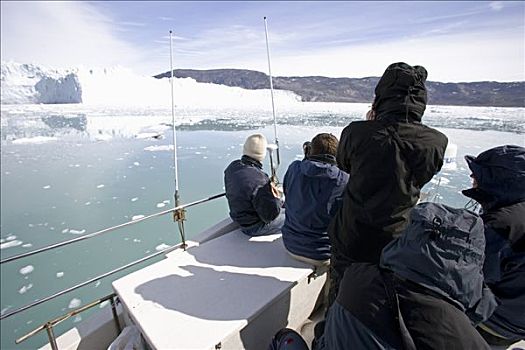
(1, 238, 184, 320)
(0, 193, 225, 265)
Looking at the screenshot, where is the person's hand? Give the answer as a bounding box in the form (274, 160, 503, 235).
(366, 109, 376, 121)
(270, 182, 281, 198)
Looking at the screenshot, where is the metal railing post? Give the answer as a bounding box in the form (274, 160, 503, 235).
(45, 323, 59, 350)
(110, 296, 122, 333)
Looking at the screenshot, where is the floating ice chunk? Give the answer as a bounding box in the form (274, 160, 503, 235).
(56, 272, 64, 278)
(22, 243, 33, 248)
(131, 197, 138, 202)
(6, 235, 17, 241)
(99, 300, 109, 308)
(43, 185, 51, 189)
(133, 239, 141, 243)
(144, 145, 174, 152)
(69, 229, 86, 235)
(13, 136, 58, 144)
(132, 215, 145, 221)
(1, 240, 23, 249)
(136, 132, 162, 139)
(155, 243, 170, 251)
(163, 200, 170, 204)
(96, 184, 105, 188)
(62, 228, 69, 234)
(19, 265, 34, 275)
(1, 307, 11, 316)
(18, 284, 33, 294)
(94, 134, 112, 141)
(95, 281, 101, 287)
(156, 202, 166, 208)
(68, 298, 82, 309)
(0, 238, 4, 243)
(85, 202, 91, 205)
(133, 162, 140, 166)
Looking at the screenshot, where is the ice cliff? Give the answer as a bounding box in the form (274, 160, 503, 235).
(0, 61, 300, 108)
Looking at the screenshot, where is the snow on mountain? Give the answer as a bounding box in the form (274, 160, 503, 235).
(0, 61, 301, 108)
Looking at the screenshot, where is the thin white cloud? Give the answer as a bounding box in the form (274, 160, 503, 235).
(0, 1, 144, 69)
(490, 2, 504, 11)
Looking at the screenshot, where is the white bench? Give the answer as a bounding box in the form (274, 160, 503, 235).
(112, 224, 326, 350)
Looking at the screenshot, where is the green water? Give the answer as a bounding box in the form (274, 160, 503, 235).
(1, 105, 523, 349)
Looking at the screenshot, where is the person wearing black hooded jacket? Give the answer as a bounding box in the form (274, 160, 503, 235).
(462, 145, 525, 345)
(327, 62, 448, 304)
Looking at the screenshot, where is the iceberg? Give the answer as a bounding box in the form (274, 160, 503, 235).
(1, 61, 301, 108)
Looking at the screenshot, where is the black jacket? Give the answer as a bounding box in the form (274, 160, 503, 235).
(318, 265, 490, 350)
(224, 156, 281, 227)
(462, 145, 525, 340)
(328, 63, 448, 292)
(318, 203, 494, 350)
(330, 120, 448, 265)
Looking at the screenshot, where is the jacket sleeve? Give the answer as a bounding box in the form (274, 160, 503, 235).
(252, 181, 282, 223)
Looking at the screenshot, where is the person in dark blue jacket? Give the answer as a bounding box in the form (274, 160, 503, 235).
(224, 133, 284, 236)
(315, 203, 496, 350)
(462, 145, 525, 345)
(282, 133, 349, 266)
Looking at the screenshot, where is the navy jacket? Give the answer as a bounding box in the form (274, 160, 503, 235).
(462, 145, 525, 340)
(317, 203, 494, 350)
(224, 156, 282, 227)
(282, 157, 349, 261)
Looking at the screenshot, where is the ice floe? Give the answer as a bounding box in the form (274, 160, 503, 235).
(18, 284, 33, 294)
(12, 136, 58, 144)
(155, 243, 170, 251)
(144, 145, 174, 152)
(68, 298, 82, 309)
(56, 272, 64, 278)
(96, 184, 105, 188)
(1, 240, 23, 249)
(131, 215, 145, 221)
(19, 265, 34, 275)
(69, 229, 86, 235)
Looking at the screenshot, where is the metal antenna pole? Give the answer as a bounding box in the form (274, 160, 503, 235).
(263, 17, 280, 176)
(169, 30, 186, 249)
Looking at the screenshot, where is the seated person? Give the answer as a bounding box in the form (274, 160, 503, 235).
(315, 202, 497, 350)
(282, 133, 349, 266)
(462, 145, 525, 345)
(224, 133, 284, 236)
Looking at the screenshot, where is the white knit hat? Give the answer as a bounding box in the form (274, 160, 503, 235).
(243, 133, 267, 162)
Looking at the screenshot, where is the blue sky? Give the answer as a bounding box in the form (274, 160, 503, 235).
(1, 1, 524, 82)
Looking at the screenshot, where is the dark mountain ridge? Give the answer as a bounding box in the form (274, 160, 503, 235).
(154, 69, 524, 107)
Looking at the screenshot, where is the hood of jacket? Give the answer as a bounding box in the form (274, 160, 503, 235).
(380, 202, 497, 324)
(374, 62, 428, 123)
(300, 157, 341, 180)
(462, 145, 525, 211)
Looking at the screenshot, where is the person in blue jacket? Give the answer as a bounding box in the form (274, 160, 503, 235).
(314, 202, 496, 350)
(462, 145, 525, 345)
(224, 133, 284, 236)
(282, 133, 349, 266)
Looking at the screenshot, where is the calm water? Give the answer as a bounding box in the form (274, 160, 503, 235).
(1, 103, 524, 349)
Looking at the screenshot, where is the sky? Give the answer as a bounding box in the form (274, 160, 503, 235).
(1, 1, 524, 82)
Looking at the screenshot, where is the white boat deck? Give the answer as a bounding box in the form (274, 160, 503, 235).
(113, 224, 326, 350)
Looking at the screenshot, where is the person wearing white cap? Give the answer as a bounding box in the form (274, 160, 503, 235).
(224, 133, 284, 236)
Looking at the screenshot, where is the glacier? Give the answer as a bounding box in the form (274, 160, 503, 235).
(1, 61, 301, 107)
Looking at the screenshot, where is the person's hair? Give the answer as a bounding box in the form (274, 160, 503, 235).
(309, 133, 338, 156)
